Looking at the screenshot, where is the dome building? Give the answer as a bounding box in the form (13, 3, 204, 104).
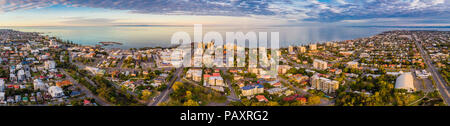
(395, 72, 415, 92)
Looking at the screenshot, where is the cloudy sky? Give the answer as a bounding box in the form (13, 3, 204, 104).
(0, 0, 448, 26)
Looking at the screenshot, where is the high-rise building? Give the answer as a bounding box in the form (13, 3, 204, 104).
(311, 74, 339, 94)
(326, 42, 333, 47)
(313, 59, 328, 70)
(288, 46, 295, 54)
(309, 44, 317, 51)
(297, 46, 306, 53)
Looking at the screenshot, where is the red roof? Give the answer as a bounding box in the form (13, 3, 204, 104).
(212, 73, 220, 77)
(296, 97, 307, 102)
(283, 96, 295, 101)
(256, 95, 268, 102)
(272, 82, 281, 87)
(84, 100, 91, 105)
(203, 74, 211, 78)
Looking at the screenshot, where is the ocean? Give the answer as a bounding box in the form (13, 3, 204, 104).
(1, 26, 449, 49)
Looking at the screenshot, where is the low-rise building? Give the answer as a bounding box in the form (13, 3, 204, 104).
(208, 76, 224, 87)
(415, 70, 431, 79)
(256, 95, 268, 102)
(186, 69, 202, 82)
(33, 79, 48, 91)
(241, 84, 264, 97)
(346, 61, 359, 69)
(266, 88, 284, 95)
(395, 72, 415, 92)
(278, 65, 292, 74)
(44, 60, 56, 70)
(0, 79, 4, 92)
(48, 86, 64, 98)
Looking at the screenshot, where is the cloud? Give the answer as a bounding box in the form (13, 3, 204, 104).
(59, 17, 118, 26)
(0, 0, 449, 25)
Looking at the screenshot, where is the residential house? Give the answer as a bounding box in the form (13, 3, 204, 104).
(256, 95, 268, 102)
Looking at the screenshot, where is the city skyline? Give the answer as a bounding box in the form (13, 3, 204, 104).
(0, 0, 449, 27)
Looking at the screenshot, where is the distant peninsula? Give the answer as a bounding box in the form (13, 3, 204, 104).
(99, 41, 123, 46)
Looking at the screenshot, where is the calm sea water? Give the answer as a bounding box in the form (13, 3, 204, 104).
(1, 26, 449, 49)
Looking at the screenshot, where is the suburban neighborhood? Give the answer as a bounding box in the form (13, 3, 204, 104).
(0, 29, 448, 106)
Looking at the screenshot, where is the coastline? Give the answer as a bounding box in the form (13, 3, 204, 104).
(2, 26, 450, 49)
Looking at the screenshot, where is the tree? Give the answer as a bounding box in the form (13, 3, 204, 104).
(266, 101, 279, 106)
(185, 91, 192, 99)
(0, 68, 8, 78)
(172, 81, 183, 92)
(308, 96, 321, 105)
(141, 90, 152, 100)
(183, 99, 199, 106)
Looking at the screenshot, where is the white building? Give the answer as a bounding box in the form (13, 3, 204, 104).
(415, 70, 431, 79)
(49, 39, 60, 47)
(288, 46, 295, 54)
(0, 92, 5, 103)
(313, 59, 328, 70)
(359, 53, 370, 58)
(85, 66, 105, 75)
(346, 61, 359, 69)
(311, 74, 339, 94)
(0, 79, 5, 92)
(45, 60, 56, 70)
(48, 86, 64, 98)
(17, 69, 25, 81)
(208, 76, 224, 87)
(309, 44, 317, 51)
(9, 73, 16, 82)
(33, 79, 48, 91)
(297, 46, 306, 53)
(186, 69, 202, 82)
(395, 72, 415, 92)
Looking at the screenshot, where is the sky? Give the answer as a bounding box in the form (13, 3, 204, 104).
(0, 0, 449, 26)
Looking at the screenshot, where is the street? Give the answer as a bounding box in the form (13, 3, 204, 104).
(147, 68, 183, 106)
(60, 69, 112, 106)
(413, 34, 450, 105)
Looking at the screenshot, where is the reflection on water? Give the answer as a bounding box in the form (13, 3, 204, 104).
(1, 26, 449, 49)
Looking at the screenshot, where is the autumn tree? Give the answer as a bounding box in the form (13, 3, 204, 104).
(185, 91, 192, 99)
(141, 90, 152, 100)
(308, 96, 321, 105)
(172, 81, 183, 92)
(183, 99, 199, 106)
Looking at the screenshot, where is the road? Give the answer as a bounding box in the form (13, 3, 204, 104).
(412, 34, 450, 105)
(147, 68, 183, 106)
(218, 68, 240, 102)
(60, 69, 112, 106)
(408, 91, 429, 106)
